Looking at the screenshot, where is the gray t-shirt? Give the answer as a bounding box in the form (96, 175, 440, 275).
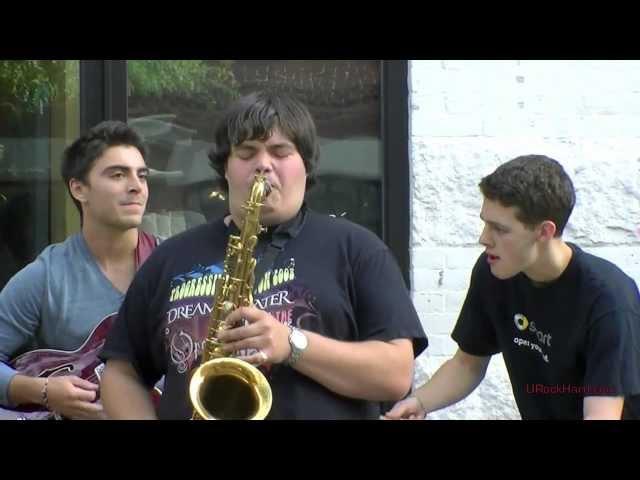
(0, 233, 124, 406)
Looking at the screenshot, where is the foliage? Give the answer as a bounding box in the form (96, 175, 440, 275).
(0, 60, 63, 113)
(127, 60, 239, 106)
(0, 60, 239, 114)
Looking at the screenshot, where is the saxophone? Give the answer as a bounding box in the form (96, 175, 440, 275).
(188, 173, 273, 420)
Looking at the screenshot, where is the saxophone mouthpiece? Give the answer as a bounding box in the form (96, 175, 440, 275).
(263, 179, 272, 197)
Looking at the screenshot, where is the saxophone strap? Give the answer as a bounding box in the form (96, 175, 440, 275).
(252, 204, 307, 288)
(253, 234, 287, 287)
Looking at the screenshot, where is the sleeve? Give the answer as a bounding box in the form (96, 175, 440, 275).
(584, 299, 640, 398)
(99, 259, 164, 389)
(352, 244, 428, 358)
(0, 260, 46, 406)
(451, 254, 500, 357)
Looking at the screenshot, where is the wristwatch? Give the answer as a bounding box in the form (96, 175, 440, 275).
(286, 326, 308, 366)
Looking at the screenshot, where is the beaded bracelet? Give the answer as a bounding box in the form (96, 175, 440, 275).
(41, 377, 50, 410)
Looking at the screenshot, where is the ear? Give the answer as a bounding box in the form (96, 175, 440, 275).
(68, 178, 88, 204)
(538, 220, 557, 241)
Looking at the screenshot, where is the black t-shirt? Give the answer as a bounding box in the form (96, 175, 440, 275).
(452, 243, 640, 419)
(101, 207, 428, 419)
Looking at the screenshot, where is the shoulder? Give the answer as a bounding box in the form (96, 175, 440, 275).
(572, 245, 640, 311)
(0, 239, 75, 297)
(303, 211, 409, 280)
(572, 245, 637, 291)
(304, 210, 386, 250)
(23, 234, 82, 272)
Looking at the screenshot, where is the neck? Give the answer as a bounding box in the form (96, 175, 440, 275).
(81, 221, 139, 266)
(524, 239, 573, 284)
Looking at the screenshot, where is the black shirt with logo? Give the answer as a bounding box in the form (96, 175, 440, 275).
(452, 243, 640, 419)
(101, 207, 428, 419)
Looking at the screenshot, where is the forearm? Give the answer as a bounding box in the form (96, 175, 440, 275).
(583, 396, 624, 420)
(7, 374, 46, 407)
(292, 332, 413, 401)
(413, 351, 489, 414)
(101, 360, 157, 419)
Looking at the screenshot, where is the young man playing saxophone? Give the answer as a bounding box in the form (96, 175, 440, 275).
(100, 91, 428, 419)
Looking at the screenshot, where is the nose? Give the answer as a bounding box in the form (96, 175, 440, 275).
(127, 173, 145, 193)
(254, 150, 274, 174)
(478, 224, 491, 247)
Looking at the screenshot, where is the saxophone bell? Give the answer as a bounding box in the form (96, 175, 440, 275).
(189, 357, 272, 420)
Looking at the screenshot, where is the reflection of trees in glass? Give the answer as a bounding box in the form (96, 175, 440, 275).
(128, 60, 239, 107)
(128, 61, 241, 140)
(0, 60, 73, 114)
(231, 61, 380, 139)
(0, 60, 239, 117)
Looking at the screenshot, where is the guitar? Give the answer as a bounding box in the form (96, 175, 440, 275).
(0, 313, 163, 420)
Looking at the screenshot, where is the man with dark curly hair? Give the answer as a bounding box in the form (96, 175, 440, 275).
(386, 155, 640, 420)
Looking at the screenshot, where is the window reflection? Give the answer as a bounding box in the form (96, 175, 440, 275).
(0, 61, 79, 290)
(128, 60, 381, 238)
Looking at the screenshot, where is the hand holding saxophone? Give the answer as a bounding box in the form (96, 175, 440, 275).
(217, 306, 291, 366)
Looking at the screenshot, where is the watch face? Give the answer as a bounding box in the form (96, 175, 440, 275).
(291, 328, 308, 350)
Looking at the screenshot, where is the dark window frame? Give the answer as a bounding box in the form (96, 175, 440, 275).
(380, 60, 411, 288)
(79, 60, 412, 287)
(79, 60, 127, 128)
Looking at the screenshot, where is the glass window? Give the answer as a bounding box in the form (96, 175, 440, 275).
(0, 61, 80, 290)
(127, 60, 381, 239)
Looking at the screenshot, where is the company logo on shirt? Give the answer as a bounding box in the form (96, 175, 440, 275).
(514, 313, 529, 331)
(513, 313, 552, 347)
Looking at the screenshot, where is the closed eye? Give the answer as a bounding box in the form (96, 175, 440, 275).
(234, 147, 256, 160)
(271, 146, 294, 158)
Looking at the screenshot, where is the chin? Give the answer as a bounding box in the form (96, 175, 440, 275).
(259, 205, 279, 224)
(259, 213, 279, 227)
(258, 203, 300, 227)
(119, 217, 143, 229)
(489, 265, 517, 280)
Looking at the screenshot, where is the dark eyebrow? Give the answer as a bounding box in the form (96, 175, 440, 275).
(102, 165, 149, 175)
(480, 215, 509, 230)
(236, 140, 295, 150)
(268, 141, 295, 148)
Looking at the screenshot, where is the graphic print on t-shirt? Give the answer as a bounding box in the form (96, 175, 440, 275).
(163, 257, 319, 376)
(511, 312, 552, 363)
(165, 263, 224, 373)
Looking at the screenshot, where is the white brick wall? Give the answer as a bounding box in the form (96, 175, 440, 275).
(409, 60, 640, 419)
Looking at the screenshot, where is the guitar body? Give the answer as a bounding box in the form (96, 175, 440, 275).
(0, 313, 162, 420)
